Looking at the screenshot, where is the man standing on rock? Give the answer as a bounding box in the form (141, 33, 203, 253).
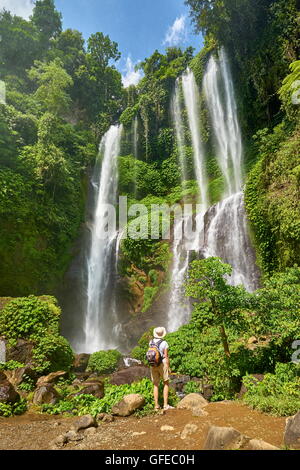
(147, 327, 174, 411)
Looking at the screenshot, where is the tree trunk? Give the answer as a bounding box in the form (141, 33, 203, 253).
(220, 324, 231, 358)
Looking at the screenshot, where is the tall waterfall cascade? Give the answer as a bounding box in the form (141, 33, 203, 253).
(167, 48, 259, 331)
(83, 124, 123, 353)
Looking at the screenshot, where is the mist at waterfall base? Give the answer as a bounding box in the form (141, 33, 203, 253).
(61, 47, 260, 354)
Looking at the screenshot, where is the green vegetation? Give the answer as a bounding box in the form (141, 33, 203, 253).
(41, 378, 178, 416)
(243, 363, 300, 416)
(0, 296, 74, 374)
(0, 0, 299, 420)
(0, 399, 28, 418)
(87, 350, 122, 375)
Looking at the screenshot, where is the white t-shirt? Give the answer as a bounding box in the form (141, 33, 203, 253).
(149, 339, 169, 363)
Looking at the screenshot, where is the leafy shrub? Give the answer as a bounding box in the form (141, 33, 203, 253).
(142, 286, 159, 312)
(242, 363, 300, 416)
(0, 296, 60, 342)
(32, 335, 74, 374)
(87, 350, 122, 375)
(0, 361, 25, 370)
(183, 381, 202, 395)
(0, 399, 27, 417)
(0, 295, 74, 374)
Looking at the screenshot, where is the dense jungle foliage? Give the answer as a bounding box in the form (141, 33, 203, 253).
(0, 0, 299, 418)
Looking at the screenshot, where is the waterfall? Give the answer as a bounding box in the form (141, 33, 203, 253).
(171, 79, 188, 182)
(167, 48, 259, 332)
(203, 48, 242, 195)
(203, 48, 259, 291)
(204, 192, 260, 292)
(84, 124, 123, 353)
(182, 68, 209, 211)
(167, 219, 191, 332)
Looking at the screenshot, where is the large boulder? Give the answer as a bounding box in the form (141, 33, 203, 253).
(111, 394, 145, 417)
(0, 374, 20, 403)
(6, 339, 34, 365)
(33, 384, 60, 405)
(284, 411, 300, 449)
(110, 366, 150, 386)
(73, 354, 90, 373)
(73, 381, 104, 399)
(37, 371, 66, 387)
(247, 439, 279, 450)
(203, 426, 246, 450)
(177, 393, 208, 411)
(169, 375, 191, 393)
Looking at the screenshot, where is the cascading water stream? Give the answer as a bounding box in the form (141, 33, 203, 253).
(171, 79, 188, 182)
(84, 124, 123, 353)
(202, 48, 259, 291)
(203, 48, 242, 195)
(182, 68, 209, 211)
(204, 192, 259, 292)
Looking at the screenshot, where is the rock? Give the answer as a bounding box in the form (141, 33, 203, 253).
(123, 358, 142, 368)
(36, 371, 66, 387)
(169, 375, 191, 393)
(6, 339, 34, 365)
(284, 411, 300, 449)
(203, 426, 245, 450)
(102, 414, 115, 423)
(52, 434, 68, 448)
(161, 425, 175, 432)
(72, 381, 104, 399)
(33, 384, 60, 405)
(73, 354, 90, 373)
(0, 371, 7, 382)
(110, 366, 150, 386)
(248, 336, 258, 345)
(0, 379, 20, 403)
(177, 393, 208, 411)
(84, 427, 97, 436)
(65, 430, 84, 442)
(247, 439, 279, 450)
(111, 394, 145, 417)
(238, 374, 265, 399)
(4, 366, 37, 388)
(97, 413, 114, 423)
(192, 407, 208, 417)
(73, 414, 97, 432)
(132, 431, 146, 437)
(181, 423, 198, 440)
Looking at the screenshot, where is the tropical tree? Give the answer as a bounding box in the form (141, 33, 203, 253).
(185, 257, 249, 357)
(28, 58, 73, 116)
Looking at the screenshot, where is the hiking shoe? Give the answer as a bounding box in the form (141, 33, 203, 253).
(163, 405, 174, 410)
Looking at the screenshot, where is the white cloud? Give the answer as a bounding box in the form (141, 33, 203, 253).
(0, 0, 34, 19)
(164, 15, 187, 47)
(122, 56, 143, 88)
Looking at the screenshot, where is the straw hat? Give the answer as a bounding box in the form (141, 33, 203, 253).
(153, 327, 167, 339)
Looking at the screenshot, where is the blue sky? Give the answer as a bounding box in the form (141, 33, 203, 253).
(0, 0, 203, 85)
